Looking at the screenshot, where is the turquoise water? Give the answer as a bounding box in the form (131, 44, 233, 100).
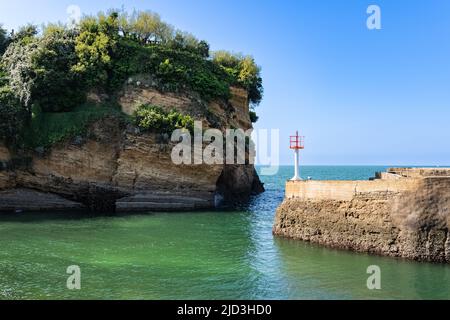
(1, 166, 450, 300)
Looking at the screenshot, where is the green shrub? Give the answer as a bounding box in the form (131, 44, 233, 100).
(72, 13, 120, 89)
(144, 45, 231, 101)
(0, 67, 7, 87)
(0, 9, 264, 149)
(249, 110, 259, 123)
(0, 25, 9, 55)
(2, 28, 86, 112)
(133, 104, 194, 134)
(212, 51, 263, 106)
(20, 103, 125, 149)
(11, 24, 38, 43)
(2, 10, 263, 113)
(0, 86, 26, 147)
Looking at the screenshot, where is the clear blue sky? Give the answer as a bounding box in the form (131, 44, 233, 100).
(1, 0, 450, 165)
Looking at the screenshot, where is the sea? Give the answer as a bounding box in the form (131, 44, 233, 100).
(1, 166, 450, 299)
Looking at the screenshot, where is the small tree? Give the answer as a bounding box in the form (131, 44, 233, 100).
(130, 10, 173, 45)
(212, 50, 242, 69)
(249, 110, 259, 123)
(11, 24, 38, 43)
(0, 24, 9, 55)
(196, 40, 210, 58)
(0, 86, 26, 147)
(1, 39, 38, 112)
(31, 28, 86, 112)
(238, 56, 263, 106)
(118, 10, 133, 38)
(73, 13, 119, 88)
(213, 51, 263, 106)
(168, 31, 208, 56)
(3, 27, 86, 112)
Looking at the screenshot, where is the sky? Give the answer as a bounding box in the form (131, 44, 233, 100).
(1, 0, 450, 165)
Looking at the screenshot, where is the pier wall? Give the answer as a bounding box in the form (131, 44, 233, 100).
(285, 179, 419, 201)
(274, 168, 450, 263)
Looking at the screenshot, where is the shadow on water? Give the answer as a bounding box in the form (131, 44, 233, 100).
(0, 210, 124, 223)
(0, 207, 233, 223)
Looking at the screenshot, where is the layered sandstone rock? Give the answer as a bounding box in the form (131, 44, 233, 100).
(0, 144, 14, 190)
(273, 168, 450, 263)
(115, 75, 252, 130)
(0, 189, 85, 212)
(0, 82, 263, 212)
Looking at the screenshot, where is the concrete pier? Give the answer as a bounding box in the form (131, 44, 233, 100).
(274, 168, 450, 263)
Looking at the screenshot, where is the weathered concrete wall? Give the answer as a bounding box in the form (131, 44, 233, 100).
(285, 179, 420, 201)
(274, 169, 450, 263)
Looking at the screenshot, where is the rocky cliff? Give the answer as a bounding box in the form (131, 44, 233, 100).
(273, 168, 450, 263)
(0, 81, 263, 212)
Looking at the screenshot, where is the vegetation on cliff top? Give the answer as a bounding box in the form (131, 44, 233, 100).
(21, 103, 126, 149)
(133, 104, 194, 134)
(0, 9, 263, 149)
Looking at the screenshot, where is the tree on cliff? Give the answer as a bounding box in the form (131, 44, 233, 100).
(0, 25, 9, 55)
(1, 39, 38, 112)
(10, 24, 38, 43)
(212, 51, 263, 106)
(2, 27, 85, 113)
(0, 9, 264, 149)
(2, 10, 263, 112)
(125, 10, 174, 45)
(116, 9, 209, 57)
(72, 13, 119, 88)
(0, 86, 25, 147)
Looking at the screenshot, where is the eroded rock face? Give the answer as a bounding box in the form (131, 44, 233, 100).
(216, 164, 265, 201)
(0, 145, 14, 190)
(273, 169, 450, 263)
(0, 83, 264, 212)
(115, 77, 252, 131)
(0, 189, 85, 212)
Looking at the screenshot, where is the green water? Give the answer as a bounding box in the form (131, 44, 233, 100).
(1, 166, 450, 299)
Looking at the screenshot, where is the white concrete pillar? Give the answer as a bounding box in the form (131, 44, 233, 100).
(291, 149, 301, 181)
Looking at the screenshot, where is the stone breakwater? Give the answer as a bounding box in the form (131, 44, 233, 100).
(273, 168, 450, 263)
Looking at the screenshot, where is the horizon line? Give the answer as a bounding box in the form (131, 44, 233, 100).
(255, 164, 450, 167)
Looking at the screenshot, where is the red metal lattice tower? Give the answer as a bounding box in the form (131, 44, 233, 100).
(290, 131, 304, 150)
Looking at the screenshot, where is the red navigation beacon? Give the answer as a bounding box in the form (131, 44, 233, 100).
(290, 131, 304, 150)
